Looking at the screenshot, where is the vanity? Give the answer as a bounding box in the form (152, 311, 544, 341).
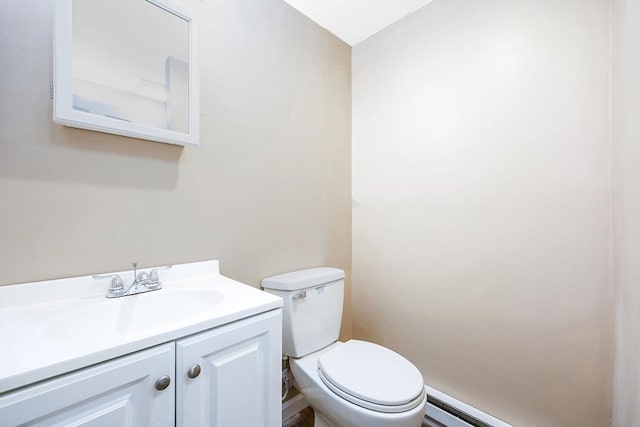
(0, 260, 283, 426)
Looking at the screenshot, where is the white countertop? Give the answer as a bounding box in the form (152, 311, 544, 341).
(0, 260, 282, 394)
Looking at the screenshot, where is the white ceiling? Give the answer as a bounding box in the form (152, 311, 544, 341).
(284, 0, 432, 46)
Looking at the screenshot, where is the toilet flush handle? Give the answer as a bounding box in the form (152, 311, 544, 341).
(293, 290, 307, 300)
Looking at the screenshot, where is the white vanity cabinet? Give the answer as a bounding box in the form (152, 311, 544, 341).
(0, 260, 284, 427)
(0, 343, 176, 426)
(0, 310, 282, 427)
(176, 309, 282, 426)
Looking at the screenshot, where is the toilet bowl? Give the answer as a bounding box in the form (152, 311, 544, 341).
(290, 341, 427, 427)
(262, 268, 427, 427)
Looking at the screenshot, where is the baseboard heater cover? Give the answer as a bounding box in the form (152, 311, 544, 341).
(425, 395, 491, 427)
(424, 386, 513, 427)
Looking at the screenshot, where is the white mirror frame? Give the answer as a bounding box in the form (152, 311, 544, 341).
(53, 0, 200, 147)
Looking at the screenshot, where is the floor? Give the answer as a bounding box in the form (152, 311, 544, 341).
(283, 407, 314, 427)
(283, 406, 431, 427)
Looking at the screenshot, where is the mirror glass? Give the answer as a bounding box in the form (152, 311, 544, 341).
(71, 0, 189, 133)
(55, 0, 198, 145)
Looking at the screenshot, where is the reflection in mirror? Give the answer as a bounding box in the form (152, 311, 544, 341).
(71, 0, 189, 133)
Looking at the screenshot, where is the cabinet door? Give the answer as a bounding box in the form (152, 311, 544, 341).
(176, 309, 282, 427)
(0, 343, 175, 427)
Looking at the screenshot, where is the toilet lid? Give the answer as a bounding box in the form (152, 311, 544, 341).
(317, 340, 425, 413)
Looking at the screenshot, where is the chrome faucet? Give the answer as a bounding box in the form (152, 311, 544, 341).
(93, 262, 172, 298)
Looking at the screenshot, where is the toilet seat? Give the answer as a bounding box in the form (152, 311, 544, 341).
(317, 340, 425, 414)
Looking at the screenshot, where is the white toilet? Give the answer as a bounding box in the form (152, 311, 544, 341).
(262, 268, 427, 427)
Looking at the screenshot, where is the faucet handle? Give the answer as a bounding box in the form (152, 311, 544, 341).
(93, 274, 125, 298)
(149, 265, 172, 282)
(136, 271, 150, 283)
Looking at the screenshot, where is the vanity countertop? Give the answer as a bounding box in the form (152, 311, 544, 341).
(0, 260, 282, 394)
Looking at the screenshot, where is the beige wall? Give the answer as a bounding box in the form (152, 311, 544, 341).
(352, 1, 612, 426)
(2, 1, 635, 424)
(612, 1, 640, 426)
(0, 0, 352, 337)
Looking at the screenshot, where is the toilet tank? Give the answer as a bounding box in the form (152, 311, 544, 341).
(262, 268, 344, 358)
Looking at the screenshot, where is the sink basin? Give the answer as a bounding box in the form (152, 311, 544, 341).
(46, 289, 225, 340)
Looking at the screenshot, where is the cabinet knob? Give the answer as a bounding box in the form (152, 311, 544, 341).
(154, 375, 171, 390)
(187, 364, 201, 379)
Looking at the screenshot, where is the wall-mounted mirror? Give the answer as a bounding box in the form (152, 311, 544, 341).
(54, 0, 199, 147)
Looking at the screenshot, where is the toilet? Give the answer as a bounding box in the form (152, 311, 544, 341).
(262, 268, 427, 427)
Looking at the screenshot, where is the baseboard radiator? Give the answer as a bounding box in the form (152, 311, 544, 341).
(424, 386, 513, 427)
(425, 394, 493, 427)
